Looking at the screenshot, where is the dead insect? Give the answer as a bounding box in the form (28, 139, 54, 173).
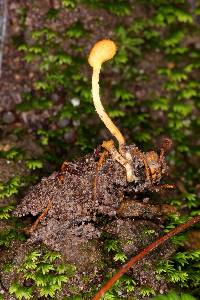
(141, 137, 174, 186)
(142, 147, 175, 192)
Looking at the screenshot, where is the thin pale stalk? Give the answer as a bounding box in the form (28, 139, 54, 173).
(92, 67, 125, 147)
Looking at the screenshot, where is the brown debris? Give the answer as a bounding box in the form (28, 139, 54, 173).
(24, 199, 53, 235)
(185, 230, 200, 250)
(14, 144, 173, 256)
(117, 200, 177, 219)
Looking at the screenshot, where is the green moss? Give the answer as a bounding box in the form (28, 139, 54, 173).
(156, 250, 200, 288)
(140, 286, 156, 297)
(0, 176, 22, 199)
(0, 227, 26, 248)
(0, 205, 15, 220)
(153, 291, 198, 300)
(8, 247, 77, 299)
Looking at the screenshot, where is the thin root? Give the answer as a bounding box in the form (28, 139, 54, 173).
(102, 140, 137, 182)
(93, 149, 108, 201)
(24, 199, 52, 235)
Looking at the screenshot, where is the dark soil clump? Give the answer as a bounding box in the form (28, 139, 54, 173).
(11, 144, 176, 297)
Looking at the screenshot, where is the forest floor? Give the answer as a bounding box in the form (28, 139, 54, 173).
(0, 1, 200, 299)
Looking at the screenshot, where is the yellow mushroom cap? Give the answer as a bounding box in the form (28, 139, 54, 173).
(88, 39, 117, 69)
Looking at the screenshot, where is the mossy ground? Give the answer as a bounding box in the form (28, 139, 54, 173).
(0, 0, 200, 299)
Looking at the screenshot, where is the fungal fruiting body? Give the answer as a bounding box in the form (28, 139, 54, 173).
(88, 39, 137, 182)
(88, 40, 125, 148)
(88, 39, 173, 187)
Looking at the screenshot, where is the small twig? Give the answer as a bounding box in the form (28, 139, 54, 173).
(92, 214, 200, 300)
(24, 199, 52, 235)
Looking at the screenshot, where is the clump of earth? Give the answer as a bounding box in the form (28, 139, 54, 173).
(1, 145, 176, 298)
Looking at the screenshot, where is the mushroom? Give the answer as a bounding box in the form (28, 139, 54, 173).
(88, 39, 125, 148)
(88, 39, 137, 182)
